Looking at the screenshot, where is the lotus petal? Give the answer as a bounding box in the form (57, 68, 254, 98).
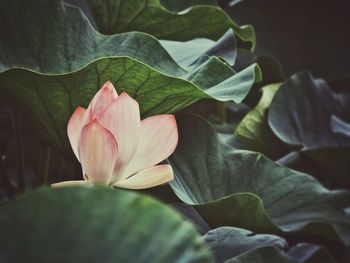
(78, 119, 118, 185)
(100, 92, 141, 182)
(85, 81, 118, 122)
(113, 165, 173, 189)
(123, 115, 178, 178)
(67, 107, 86, 160)
(51, 180, 90, 187)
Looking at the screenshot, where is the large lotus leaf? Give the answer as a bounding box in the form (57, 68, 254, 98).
(0, 0, 260, 154)
(233, 83, 287, 159)
(0, 187, 213, 262)
(161, 29, 237, 69)
(203, 227, 287, 262)
(268, 72, 350, 149)
(267, 72, 350, 184)
(224, 247, 298, 263)
(169, 115, 350, 246)
(161, 38, 215, 69)
(87, 0, 255, 50)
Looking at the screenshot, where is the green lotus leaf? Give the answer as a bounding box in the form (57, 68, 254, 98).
(0, 187, 213, 262)
(268, 72, 350, 185)
(169, 115, 350, 246)
(87, 0, 255, 50)
(0, 0, 260, 154)
(204, 227, 287, 262)
(268, 72, 350, 150)
(161, 29, 237, 69)
(233, 83, 287, 159)
(287, 243, 338, 263)
(224, 246, 298, 263)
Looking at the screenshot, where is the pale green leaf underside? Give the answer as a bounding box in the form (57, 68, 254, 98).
(161, 28, 237, 69)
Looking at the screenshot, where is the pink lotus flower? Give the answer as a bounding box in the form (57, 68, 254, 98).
(52, 81, 178, 189)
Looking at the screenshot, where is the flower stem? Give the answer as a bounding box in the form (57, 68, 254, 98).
(14, 114, 25, 192)
(216, 102, 227, 122)
(43, 145, 51, 185)
(0, 156, 15, 198)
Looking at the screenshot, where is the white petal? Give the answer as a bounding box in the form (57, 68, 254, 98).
(113, 165, 174, 189)
(123, 115, 178, 178)
(51, 180, 90, 187)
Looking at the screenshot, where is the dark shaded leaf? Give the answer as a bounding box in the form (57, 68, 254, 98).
(224, 246, 298, 263)
(172, 203, 211, 234)
(268, 72, 350, 149)
(268, 72, 350, 186)
(204, 227, 287, 262)
(287, 243, 338, 263)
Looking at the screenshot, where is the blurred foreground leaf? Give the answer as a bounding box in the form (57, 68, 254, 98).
(0, 187, 212, 262)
